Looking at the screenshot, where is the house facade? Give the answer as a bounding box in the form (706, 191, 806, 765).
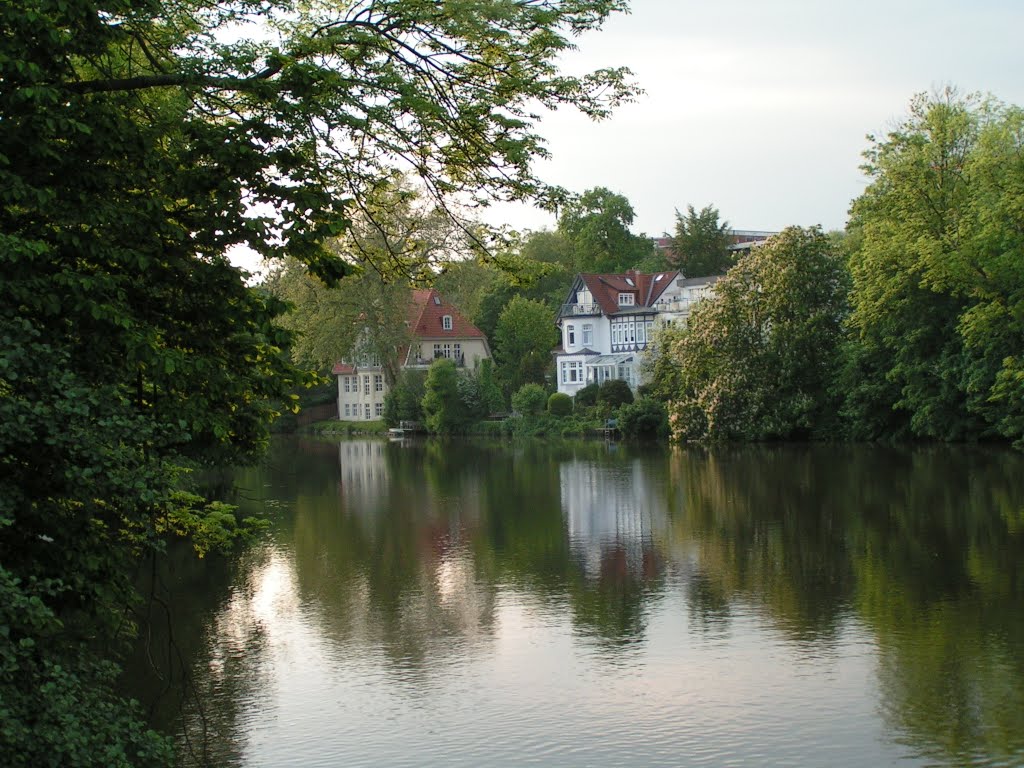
(333, 288, 491, 420)
(553, 270, 719, 396)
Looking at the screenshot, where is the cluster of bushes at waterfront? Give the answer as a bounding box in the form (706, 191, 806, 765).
(309, 372, 672, 440)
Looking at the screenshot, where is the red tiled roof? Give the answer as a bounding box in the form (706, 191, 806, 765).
(332, 288, 487, 375)
(578, 270, 680, 315)
(408, 288, 486, 340)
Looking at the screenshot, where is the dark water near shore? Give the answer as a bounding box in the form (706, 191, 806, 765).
(128, 437, 1024, 767)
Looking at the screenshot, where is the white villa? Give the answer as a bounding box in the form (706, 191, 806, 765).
(553, 270, 719, 396)
(333, 288, 491, 420)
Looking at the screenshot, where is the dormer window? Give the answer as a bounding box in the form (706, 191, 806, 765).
(618, 293, 635, 306)
(442, 315, 453, 331)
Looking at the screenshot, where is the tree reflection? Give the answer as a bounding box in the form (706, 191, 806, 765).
(668, 444, 1024, 763)
(133, 437, 1024, 766)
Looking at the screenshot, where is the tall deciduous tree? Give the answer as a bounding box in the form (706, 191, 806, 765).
(493, 296, 559, 396)
(422, 358, 465, 435)
(669, 204, 733, 277)
(842, 89, 1024, 444)
(558, 187, 655, 273)
(668, 227, 848, 441)
(0, 0, 635, 762)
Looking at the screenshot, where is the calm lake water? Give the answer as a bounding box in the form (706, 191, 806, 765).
(130, 437, 1024, 767)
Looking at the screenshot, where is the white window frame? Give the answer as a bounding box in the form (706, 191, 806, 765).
(618, 292, 635, 306)
(582, 324, 593, 346)
(374, 374, 383, 392)
(364, 403, 370, 419)
(375, 402, 384, 417)
(344, 403, 350, 417)
(363, 375, 370, 395)
(567, 324, 575, 346)
(442, 315, 453, 330)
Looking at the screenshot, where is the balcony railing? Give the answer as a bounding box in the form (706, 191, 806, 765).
(560, 302, 601, 316)
(407, 354, 466, 368)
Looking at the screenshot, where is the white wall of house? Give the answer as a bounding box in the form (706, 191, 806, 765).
(556, 354, 591, 396)
(336, 339, 492, 421)
(561, 317, 609, 354)
(553, 274, 717, 397)
(336, 370, 389, 421)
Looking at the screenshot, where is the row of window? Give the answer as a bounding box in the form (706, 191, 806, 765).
(433, 342, 461, 359)
(565, 323, 593, 348)
(611, 318, 654, 347)
(559, 361, 635, 387)
(342, 402, 385, 419)
(341, 374, 384, 394)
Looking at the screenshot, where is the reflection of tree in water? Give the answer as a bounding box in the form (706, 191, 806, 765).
(846, 447, 1024, 764)
(668, 443, 1024, 764)
(135, 438, 1024, 766)
(568, 542, 663, 651)
(284, 439, 501, 679)
(668, 444, 856, 645)
(124, 544, 271, 768)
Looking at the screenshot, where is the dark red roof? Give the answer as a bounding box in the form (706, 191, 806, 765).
(332, 289, 487, 375)
(408, 288, 486, 340)
(577, 270, 680, 315)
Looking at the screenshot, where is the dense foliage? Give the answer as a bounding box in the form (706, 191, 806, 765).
(494, 296, 559, 397)
(617, 396, 669, 439)
(548, 392, 574, 416)
(666, 226, 848, 441)
(842, 90, 1024, 445)
(0, 0, 634, 761)
(598, 378, 635, 408)
(558, 187, 656, 273)
(669, 204, 733, 277)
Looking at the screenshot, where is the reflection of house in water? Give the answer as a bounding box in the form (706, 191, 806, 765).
(336, 441, 390, 506)
(559, 459, 662, 582)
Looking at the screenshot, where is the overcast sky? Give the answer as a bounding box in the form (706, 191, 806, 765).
(484, 0, 1024, 237)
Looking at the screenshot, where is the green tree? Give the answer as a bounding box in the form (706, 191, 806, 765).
(617, 396, 669, 439)
(493, 296, 558, 396)
(558, 187, 655, 273)
(669, 204, 733, 277)
(422, 359, 465, 435)
(512, 383, 549, 415)
(1, 0, 635, 761)
(574, 382, 601, 408)
(669, 227, 848, 441)
(598, 378, 635, 408)
(548, 392, 574, 416)
(383, 369, 427, 426)
(475, 358, 507, 414)
(843, 89, 1024, 445)
(433, 258, 505, 326)
(268, 258, 412, 382)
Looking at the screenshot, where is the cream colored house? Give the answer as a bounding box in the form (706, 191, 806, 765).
(333, 288, 491, 421)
